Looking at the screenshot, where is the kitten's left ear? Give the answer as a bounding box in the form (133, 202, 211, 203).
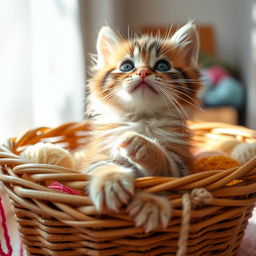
(96, 26, 121, 68)
(171, 22, 200, 66)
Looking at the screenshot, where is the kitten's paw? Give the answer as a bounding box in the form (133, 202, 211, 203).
(127, 192, 171, 233)
(21, 142, 74, 169)
(116, 132, 151, 162)
(89, 167, 134, 212)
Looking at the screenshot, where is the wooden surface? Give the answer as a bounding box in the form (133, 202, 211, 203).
(194, 107, 238, 125)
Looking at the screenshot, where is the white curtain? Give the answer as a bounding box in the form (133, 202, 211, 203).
(0, 0, 85, 142)
(0, 1, 85, 254)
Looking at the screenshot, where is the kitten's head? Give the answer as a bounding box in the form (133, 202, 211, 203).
(88, 22, 201, 120)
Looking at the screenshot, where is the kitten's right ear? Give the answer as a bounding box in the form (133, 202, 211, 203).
(96, 26, 121, 68)
(170, 22, 199, 66)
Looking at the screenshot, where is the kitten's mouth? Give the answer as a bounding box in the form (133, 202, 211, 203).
(130, 82, 158, 94)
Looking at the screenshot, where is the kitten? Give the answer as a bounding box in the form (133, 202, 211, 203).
(82, 22, 201, 232)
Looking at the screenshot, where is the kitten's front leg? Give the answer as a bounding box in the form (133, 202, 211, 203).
(114, 131, 178, 176)
(89, 164, 134, 212)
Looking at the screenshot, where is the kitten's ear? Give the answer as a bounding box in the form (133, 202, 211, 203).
(171, 22, 200, 66)
(96, 26, 121, 68)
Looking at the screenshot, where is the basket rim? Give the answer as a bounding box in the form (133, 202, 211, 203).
(1, 121, 256, 195)
(1, 121, 256, 256)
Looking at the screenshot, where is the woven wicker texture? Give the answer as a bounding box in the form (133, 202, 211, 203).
(0, 121, 256, 256)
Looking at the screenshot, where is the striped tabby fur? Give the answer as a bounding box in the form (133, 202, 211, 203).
(81, 22, 202, 232)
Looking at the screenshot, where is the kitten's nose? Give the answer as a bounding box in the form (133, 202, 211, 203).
(136, 68, 152, 78)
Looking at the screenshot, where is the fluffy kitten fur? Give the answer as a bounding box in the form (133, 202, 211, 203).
(82, 22, 201, 232)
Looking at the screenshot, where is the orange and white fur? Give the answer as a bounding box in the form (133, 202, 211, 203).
(82, 22, 201, 232)
(23, 22, 201, 233)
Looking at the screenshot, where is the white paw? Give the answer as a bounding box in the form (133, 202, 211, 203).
(127, 192, 171, 233)
(89, 168, 134, 212)
(115, 132, 150, 162)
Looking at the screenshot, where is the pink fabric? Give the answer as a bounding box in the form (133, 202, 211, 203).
(48, 182, 81, 195)
(0, 197, 12, 256)
(238, 222, 256, 256)
(205, 66, 230, 85)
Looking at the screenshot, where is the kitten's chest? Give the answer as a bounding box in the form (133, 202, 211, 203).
(97, 119, 185, 151)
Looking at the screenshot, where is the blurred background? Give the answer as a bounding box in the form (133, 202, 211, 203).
(1, 1, 256, 254)
(1, 0, 256, 143)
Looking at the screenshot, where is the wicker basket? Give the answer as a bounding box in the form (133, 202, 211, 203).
(1, 121, 256, 256)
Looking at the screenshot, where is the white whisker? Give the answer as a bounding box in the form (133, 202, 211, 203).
(158, 82, 203, 113)
(160, 81, 199, 92)
(155, 83, 188, 124)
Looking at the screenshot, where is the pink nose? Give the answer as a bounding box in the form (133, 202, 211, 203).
(136, 68, 152, 78)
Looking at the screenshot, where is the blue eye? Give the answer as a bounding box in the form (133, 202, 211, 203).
(119, 60, 135, 72)
(154, 60, 171, 72)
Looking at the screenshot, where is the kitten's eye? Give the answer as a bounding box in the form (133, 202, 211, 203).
(154, 60, 171, 72)
(119, 60, 135, 72)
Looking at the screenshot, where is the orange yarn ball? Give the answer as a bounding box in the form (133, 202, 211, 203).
(194, 155, 240, 173)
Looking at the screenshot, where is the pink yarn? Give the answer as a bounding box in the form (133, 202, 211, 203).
(0, 197, 12, 256)
(48, 182, 81, 195)
(0, 183, 80, 256)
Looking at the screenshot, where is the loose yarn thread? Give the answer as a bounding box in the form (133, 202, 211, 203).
(176, 188, 213, 256)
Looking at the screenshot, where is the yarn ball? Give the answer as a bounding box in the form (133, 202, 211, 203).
(194, 155, 240, 173)
(48, 181, 81, 195)
(231, 142, 256, 165)
(21, 142, 74, 169)
(195, 150, 225, 161)
(206, 139, 241, 155)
